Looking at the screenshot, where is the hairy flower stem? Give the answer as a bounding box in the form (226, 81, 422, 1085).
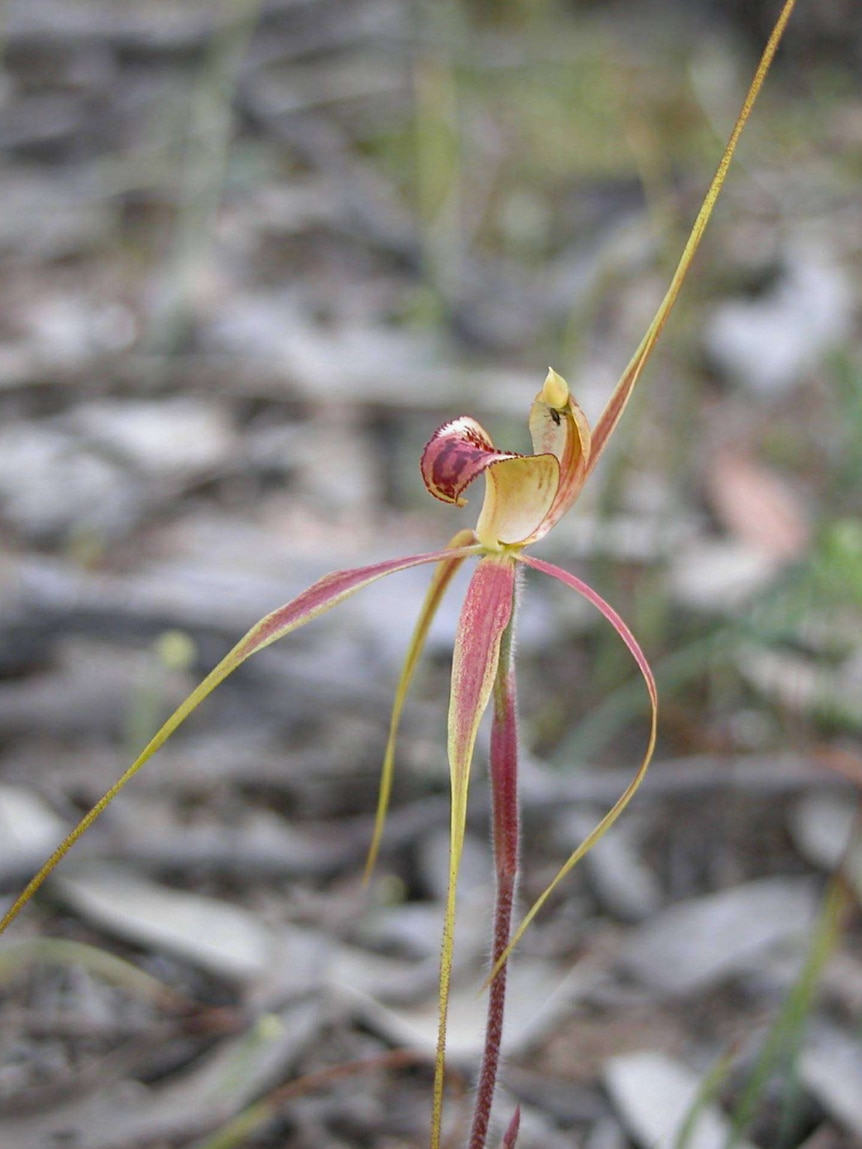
(469, 582, 520, 1149)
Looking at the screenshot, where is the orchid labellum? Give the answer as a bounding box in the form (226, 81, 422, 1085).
(0, 2, 796, 1146)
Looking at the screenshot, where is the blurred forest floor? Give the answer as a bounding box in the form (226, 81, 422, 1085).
(1, 1, 861, 1147)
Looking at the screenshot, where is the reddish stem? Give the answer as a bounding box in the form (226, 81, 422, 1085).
(468, 591, 520, 1149)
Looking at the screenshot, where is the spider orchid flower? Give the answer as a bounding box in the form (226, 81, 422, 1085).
(414, 368, 660, 1148)
(0, 3, 796, 1146)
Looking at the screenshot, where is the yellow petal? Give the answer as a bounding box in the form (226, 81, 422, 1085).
(475, 453, 560, 549)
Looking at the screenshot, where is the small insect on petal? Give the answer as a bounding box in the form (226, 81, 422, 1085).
(523, 369, 592, 542)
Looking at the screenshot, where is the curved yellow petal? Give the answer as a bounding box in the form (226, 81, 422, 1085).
(475, 453, 559, 550)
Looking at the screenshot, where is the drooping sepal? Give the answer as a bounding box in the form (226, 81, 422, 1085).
(0, 543, 483, 938)
(482, 551, 658, 984)
(431, 552, 517, 1149)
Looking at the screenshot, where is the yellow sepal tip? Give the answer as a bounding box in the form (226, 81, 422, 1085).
(541, 367, 569, 410)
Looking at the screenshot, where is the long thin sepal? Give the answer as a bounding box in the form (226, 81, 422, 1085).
(364, 529, 478, 882)
(469, 583, 520, 1149)
(485, 553, 658, 983)
(432, 554, 516, 1149)
(588, 0, 797, 470)
(0, 544, 482, 938)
